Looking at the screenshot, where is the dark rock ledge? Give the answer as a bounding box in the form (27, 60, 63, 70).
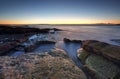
(64, 38, 82, 43)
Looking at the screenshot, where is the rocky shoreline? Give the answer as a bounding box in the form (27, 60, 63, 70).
(0, 25, 120, 79)
(0, 25, 61, 56)
(0, 48, 87, 79)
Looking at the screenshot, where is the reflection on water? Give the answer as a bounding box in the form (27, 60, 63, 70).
(55, 41, 83, 68)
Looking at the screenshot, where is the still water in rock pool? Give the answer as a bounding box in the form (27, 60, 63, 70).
(9, 43, 55, 56)
(55, 41, 83, 68)
(33, 43, 55, 53)
(10, 40, 84, 69)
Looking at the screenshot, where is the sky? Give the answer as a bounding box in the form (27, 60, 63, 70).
(0, 0, 120, 24)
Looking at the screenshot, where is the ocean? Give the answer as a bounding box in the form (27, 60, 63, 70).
(30, 25, 120, 46)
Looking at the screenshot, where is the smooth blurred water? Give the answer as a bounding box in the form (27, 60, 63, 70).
(33, 43, 55, 53)
(31, 25, 120, 45)
(11, 51, 25, 56)
(55, 41, 82, 67)
(9, 25, 120, 56)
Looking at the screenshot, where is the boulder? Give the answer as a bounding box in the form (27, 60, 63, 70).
(85, 54, 120, 79)
(0, 48, 87, 79)
(77, 48, 120, 79)
(82, 40, 120, 66)
(77, 40, 120, 79)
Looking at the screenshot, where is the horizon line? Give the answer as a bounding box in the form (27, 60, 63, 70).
(0, 23, 120, 25)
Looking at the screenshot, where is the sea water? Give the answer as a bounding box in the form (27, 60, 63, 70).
(31, 25, 120, 46)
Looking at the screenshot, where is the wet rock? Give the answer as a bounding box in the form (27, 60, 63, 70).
(0, 49, 87, 79)
(49, 29, 55, 33)
(25, 45, 36, 52)
(64, 38, 82, 43)
(77, 48, 90, 64)
(72, 40, 82, 43)
(24, 41, 56, 52)
(53, 28, 62, 31)
(64, 38, 71, 42)
(14, 46, 25, 51)
(0, 37, 28, 56)
(111, 39, 120, 44)
(38, 41, 56, 44)
(0, 42, 19, 55)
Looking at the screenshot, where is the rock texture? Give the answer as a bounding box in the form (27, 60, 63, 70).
(82, 40, 120, 66)
(0, 38, 27, 55)
(77, 40, 120, 79)
(0, 48, 87, 79)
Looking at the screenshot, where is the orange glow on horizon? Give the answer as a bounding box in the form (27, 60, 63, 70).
(0, 19, 120, 24)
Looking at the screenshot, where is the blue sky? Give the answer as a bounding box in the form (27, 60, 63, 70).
(0, 0, 120, 24)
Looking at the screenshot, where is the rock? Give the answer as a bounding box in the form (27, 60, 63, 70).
(85, 54, 120, 79)
(111, 39, 120, 44)
(53, 28, 62, 31)
(24, 45, 36, 52)
(0, 42, 19, 55)
(83, 65, 104, 79)
(0, 37, 28, 56)
(0, 25, 51, 34)
(77, 48, 90, 64)
(49, 29, 55, 33)
(72, 40, 82, 43)
(77, 48, 120, 79)
(38, 41, 56, 44)
(14, 46, 25, 51)
(77, 40, 120, 79)
(82, 40, 120, 66)
(64, 38, 82, 43)
(77, 48, 83, 56)
(49, 48, 69, 59)
(0, 25, 61, 34)
(113, 73, 120, 79)
(24, 41, 56, 52)
(63, 38, 71, 42)
(0, 48, 87, 79)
